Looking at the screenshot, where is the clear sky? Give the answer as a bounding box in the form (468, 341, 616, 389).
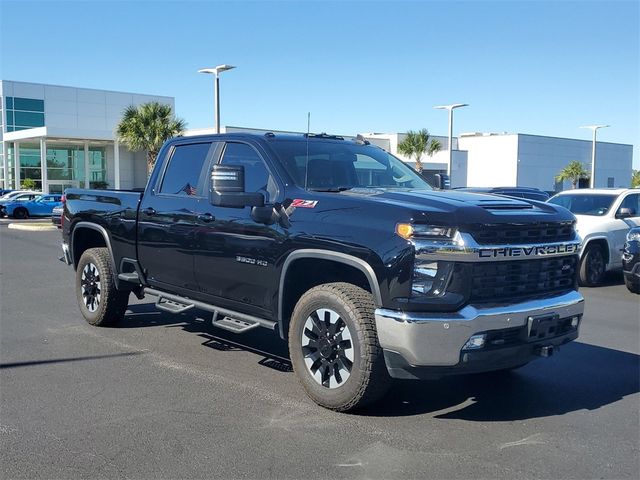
(1, 0, 638, 167)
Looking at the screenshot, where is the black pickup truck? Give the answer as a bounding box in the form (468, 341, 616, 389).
(61, 132, 584, 411)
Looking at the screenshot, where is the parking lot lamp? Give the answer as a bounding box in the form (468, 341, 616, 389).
(433, 103, 469, 176)
(580, 125, 610, 188)
(198, 65, 236, 134)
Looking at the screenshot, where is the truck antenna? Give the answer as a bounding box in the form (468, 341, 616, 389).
(304, 112, 311, 190)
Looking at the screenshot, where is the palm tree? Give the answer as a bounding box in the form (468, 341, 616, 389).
(556, 160, 590, 189)
(397, 129, 440, 173)
(116, 102, 187, 174)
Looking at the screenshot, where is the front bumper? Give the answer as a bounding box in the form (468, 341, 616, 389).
(375, 290, 584, 378)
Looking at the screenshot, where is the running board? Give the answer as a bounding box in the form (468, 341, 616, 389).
(155, 296, 195, 314)
(212, 313, 260, 333)
(118, 272, 141, 283)
(143, 288, 276, 332)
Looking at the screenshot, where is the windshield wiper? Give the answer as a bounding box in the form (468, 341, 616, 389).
(308, 186, 354, 192)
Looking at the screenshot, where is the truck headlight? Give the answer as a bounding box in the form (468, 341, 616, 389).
(627, 230, 640, 242)
(412, 260, 454, 297)
(396, 223, 456, 241)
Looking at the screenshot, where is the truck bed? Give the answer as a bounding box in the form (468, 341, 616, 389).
(63, 188, 143, 267)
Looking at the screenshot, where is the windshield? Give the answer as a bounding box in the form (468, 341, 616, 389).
(549, 193, 617, 216)
(268, 139, 432, 191)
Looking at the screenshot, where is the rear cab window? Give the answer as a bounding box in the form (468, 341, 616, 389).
(158, 142, 215, 197)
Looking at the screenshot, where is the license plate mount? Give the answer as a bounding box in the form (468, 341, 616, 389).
(527, 313, 561, 341)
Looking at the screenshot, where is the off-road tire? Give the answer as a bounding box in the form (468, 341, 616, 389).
(624, 276, 640, 294)
(288, 282, 390, 411)
(13, 207, 28, 219)
(76, 247, 129, 326)
(579, 244, 606, 287)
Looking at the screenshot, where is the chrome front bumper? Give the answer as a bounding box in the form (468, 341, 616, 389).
(375, 290, 584, 368)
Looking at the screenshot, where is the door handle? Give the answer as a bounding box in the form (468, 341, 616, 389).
(143, 207, 156, 216)
(198, 213, 214, 223)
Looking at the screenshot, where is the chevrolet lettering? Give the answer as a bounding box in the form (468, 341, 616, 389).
(60, 132, 584, 412)
(479, 243, 581, 258)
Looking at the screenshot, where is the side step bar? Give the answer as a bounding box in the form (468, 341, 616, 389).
(143, 288, 277, 333)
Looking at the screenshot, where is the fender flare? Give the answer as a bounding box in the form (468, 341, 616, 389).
(581, 235, 610, 264)
(277, 249, 383, 338)
(70, 221, 119, 286)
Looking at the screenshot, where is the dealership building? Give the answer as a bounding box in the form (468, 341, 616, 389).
(0, 80, 174, 193)
(0, 79, 634, 193)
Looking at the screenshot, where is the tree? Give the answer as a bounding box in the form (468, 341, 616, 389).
(556, 160, 590, 189)
(116, 102, 187, 174)
(21, 178, 37, 190)
(632, 170, 640, 188)
(397, 129, 440, 173)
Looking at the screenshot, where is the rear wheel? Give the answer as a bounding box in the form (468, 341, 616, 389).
(288, 282, 390, 411)
(579, 244, 606, 287)
(76, 247, 129, 326)
(12, 207, 28, 219)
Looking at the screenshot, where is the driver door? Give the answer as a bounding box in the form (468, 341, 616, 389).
(611, 193, 640, 268)
(193, 141, 286, 318)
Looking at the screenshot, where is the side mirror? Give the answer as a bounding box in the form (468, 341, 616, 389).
(434, 173, 451, 190)
(616, 207, 635, 219)
(209, 165, 264, 208)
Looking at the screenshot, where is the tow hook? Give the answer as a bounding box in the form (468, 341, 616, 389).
(537, 345, 556, 357)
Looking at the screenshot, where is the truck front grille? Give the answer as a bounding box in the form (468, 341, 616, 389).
(468, 223, 574, 245)
(469, 256, 578, 302)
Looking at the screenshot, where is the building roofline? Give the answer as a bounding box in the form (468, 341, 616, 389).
(460, 131, 633, 148)
(0, 79, 174, 101)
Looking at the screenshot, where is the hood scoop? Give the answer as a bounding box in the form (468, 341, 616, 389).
(474, 199, 534, 210)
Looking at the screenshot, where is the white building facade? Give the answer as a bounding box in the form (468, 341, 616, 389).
(457, 133, 633, 191)
(0, 80, 175, 193)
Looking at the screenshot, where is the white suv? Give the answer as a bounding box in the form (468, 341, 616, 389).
(548, 188, 640, 286)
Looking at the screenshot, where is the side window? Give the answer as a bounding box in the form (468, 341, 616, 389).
(159, 143, 212, 196)
(220, 143, 277, 202)
(619, 194, 639, 216)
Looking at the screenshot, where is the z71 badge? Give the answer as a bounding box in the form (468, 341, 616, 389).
(291, 199, 318, 209)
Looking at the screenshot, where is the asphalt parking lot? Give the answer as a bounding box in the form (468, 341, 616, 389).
(1, 224, 639, 479)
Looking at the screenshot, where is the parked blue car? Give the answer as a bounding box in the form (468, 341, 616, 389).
(3, 194, 63, 219)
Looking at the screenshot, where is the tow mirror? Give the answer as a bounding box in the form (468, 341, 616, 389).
(434, 173, 451, 190)
(616, 207, 635, 219)
(209, 165, 264, 208)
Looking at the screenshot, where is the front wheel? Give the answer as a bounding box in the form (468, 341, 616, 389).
(12, 207, 28, 219)
(288, 282, 390, 411)
(75, 247, 129, 326)
(579, 244, 606, 287)
(624, 275, 640, 294)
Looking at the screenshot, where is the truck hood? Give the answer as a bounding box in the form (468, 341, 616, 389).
(572, 214, 612, 237)
(331, 188, 573, 226)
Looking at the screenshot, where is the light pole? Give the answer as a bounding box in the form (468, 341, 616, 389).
(198, 64, 236, 133)
(580, 124, 609, 188)
(433, 103, 468, 176)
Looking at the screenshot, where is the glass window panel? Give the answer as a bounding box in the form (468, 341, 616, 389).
(6, 97, 13, 109)
(13, 111, 44, 128)
(220, 142, 276, 202)
(13, 97, 44, 112)
(160, 143, 212, 196)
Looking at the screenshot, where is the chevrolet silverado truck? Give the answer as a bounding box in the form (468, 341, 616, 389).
(61, 132, 584, 411)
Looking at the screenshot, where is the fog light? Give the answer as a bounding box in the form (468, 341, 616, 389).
(462, 334, 486, 350)
(571, 316, 580, 328)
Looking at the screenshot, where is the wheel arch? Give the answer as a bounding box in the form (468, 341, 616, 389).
(70, 222, 119, 286)
(582, 236, 610, 266)
(277, 249, 383, 339)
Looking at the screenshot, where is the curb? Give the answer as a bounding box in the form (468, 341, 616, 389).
(8, 222, 58, 231)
